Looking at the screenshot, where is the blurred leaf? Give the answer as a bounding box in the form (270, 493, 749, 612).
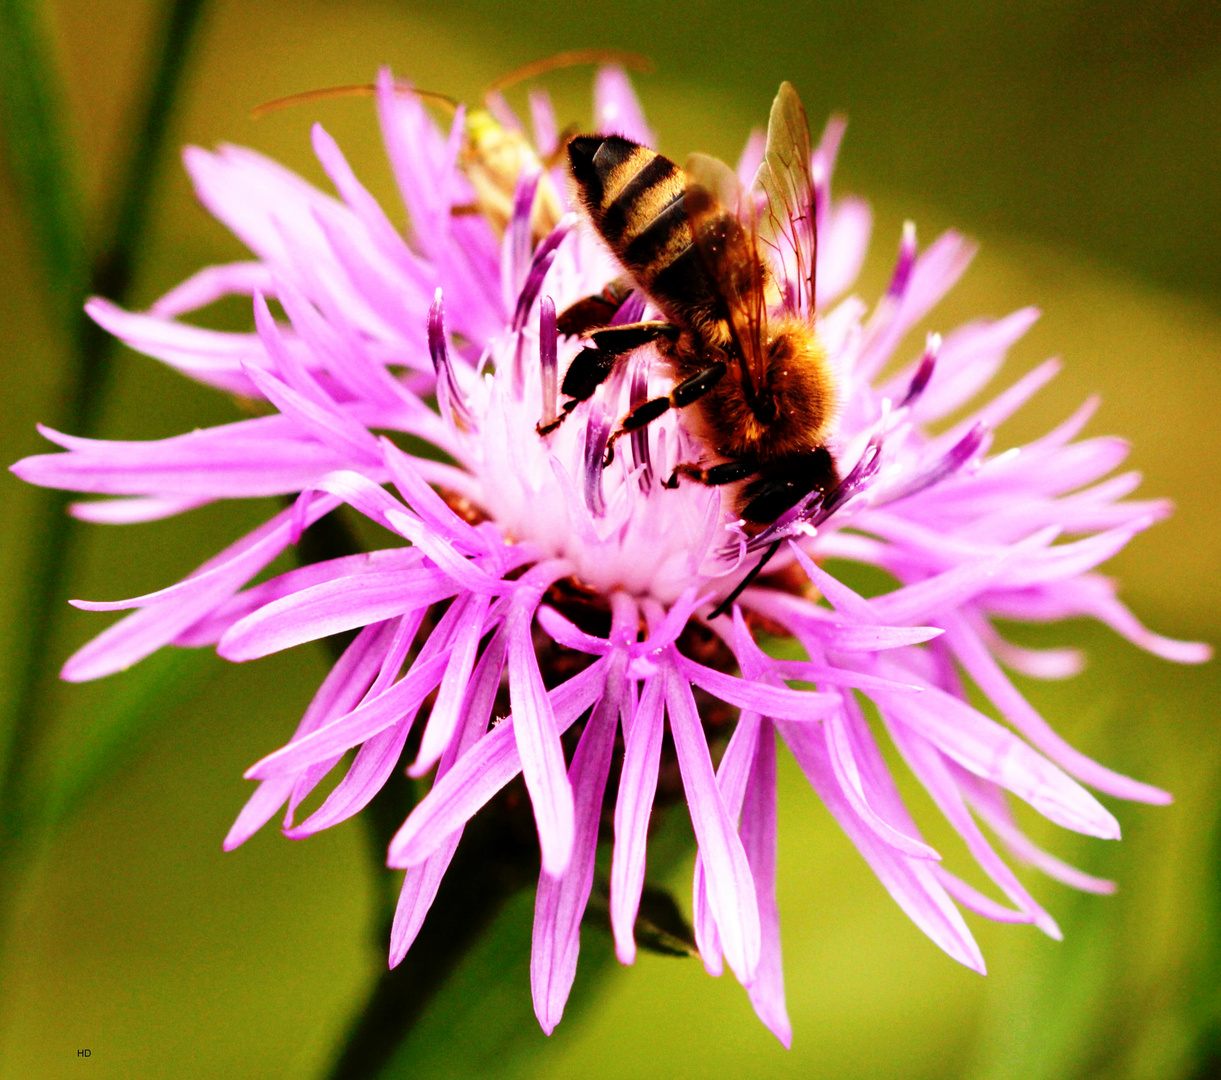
(0, 0, 95, 941)
(42, 648, 216, 832)
(0, 0, 88, 332)
(1185, 811, 1221, 1078)
(0, 0, 209, 945)
(88, 0, 209, 319)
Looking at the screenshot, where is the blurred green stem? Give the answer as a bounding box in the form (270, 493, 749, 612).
(326, 784, 536, 1080)
(295, 513, 535, 1080)
(0, 0, 208, 955)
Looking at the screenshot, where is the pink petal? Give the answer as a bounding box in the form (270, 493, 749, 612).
(281, 612, 432, 836)
(532, 654, 625, 1033)
(785, 543, 879, 621)
(380, 437, 487, 551)
(817, 197, 871, 309)
(741, 720, 791, 1047)
(536, 606, 613, 656)
(736, 128, 766, 187)
(283, 614, 424, 826)
(529, 89, 558, 156)
(874, 669, 1120, 839)
(594, 66, 655, 146)
(664, 656, 761, 983)
(857, 229, 978, 382)
(885, 716, 1060, 938)
(932, 358, 1061, 453)
(780, 719, 985, 973)
(309, 122, 424, 282)
(288, 721, 414, 838)
(943, 611, 1171, 804)
(824, 704, 941, 859)
(184, 143, 389, 328)
(933, 867, 1036, 925)
(610, 671, 665, 965)
(674, 655, 838, 720)
(508, 571, 577, 877)
(175, 547, 422, 646)
(410, 593, 493, 776)
(85, 297, 278, 397)
(218, 566, 458, 662)
(69, 495, 211, 523)
(390, 630, 508, 965)
(960, 772, 1117, 894)
(244, 651, 448, 779)
(62, 495, 338, 681)
(15, 417, 344, 500)
(692, 710, 762, 977)
(385, 510, 501, 594)
(223, 620, 393, 849)
(150, 260, 274, 318)
(1056, 577, 1212, 664)
(388, 658, 609, 868)
(902, 308, 1040, 424)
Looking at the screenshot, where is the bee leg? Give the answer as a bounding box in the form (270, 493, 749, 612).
(540, 322, 679, 437)
(537, 347, 618, 435)
(663, 460, 756, 489)
(603, 361, 726, 465)
(556, 278, 634, 337)
(588, 321, 680, 353)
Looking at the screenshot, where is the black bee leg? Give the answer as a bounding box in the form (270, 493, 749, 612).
(537, 345, 618, 436)
(536, 402, 577, 436)
(588, 321, 681, 353)
(664, 460, 756, 489)
(541, 322, 680, 439)
(603, 362, 726, 465)
(555, 278, 634, 337)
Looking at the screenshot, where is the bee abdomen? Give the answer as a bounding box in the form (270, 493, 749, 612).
(569, 135, 707, 317)
(601, 154, 681, 246)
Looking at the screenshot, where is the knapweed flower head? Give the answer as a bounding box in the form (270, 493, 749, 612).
(12, 67, 1210, 1045)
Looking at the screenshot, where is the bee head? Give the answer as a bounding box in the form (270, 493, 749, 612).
(566, 136, 602, 183)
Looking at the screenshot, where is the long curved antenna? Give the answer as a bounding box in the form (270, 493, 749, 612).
(252, 50, 653, 121)
(487, 48, 652, 93)
(251, 83, 458, 120)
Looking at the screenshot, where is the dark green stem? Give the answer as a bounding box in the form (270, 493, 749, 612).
(294, 512, 532, 1080)
(0, 0, 209, 951)
(326, 792, 534, 1080)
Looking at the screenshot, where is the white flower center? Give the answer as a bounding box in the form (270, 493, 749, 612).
(464, 328, 741, 604)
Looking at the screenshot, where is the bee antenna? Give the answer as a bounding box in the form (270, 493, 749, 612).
(251, 82, 458, 120)
(709, 539, 783, 619)
(486, 48, 654, 95)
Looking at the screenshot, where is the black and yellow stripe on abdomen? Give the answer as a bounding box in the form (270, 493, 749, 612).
(599, 154, 681, 243)
(569, 134, 710, 320)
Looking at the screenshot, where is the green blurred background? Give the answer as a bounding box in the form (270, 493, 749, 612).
(1, 1, 1219, 1077)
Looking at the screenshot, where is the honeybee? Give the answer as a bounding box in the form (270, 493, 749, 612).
(544, 82, 839, 539)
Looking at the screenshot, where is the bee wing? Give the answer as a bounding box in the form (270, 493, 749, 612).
(754, 81, 816, 318)
(683, 151, 769, 401)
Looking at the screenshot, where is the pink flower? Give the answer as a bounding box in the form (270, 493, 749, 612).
(12, 67, 1209, 1046)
